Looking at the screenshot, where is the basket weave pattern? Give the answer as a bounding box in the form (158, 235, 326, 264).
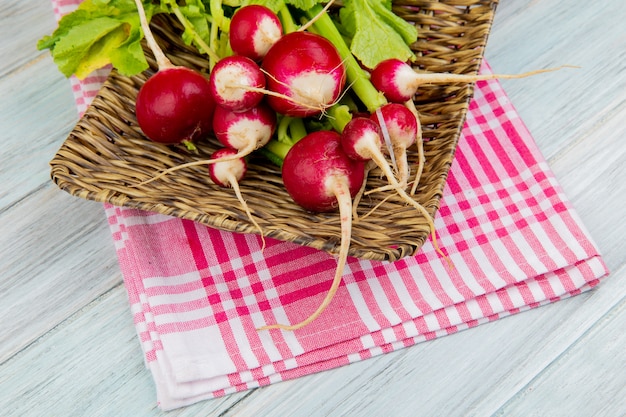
(50, 0, 498, 261)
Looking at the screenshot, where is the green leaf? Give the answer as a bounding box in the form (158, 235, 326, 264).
(241, 0, 286, 13)
(284, 0, 326, 11)
(50, 16, 125, 77)
(37, 0, 156, 78)
(368, 0, 417, 45)
(38, 10, 90, 51)
(339, 0, 417, 69)
(73, 23, 129, 78)
(110, 17, 150, 76)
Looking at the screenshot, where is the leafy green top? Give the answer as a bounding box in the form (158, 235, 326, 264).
(39, 0, 417, 79)
(340, 0, 416, 68)
(38, 0, 152, 78)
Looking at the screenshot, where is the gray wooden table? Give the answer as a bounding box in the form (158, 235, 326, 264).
(2, 1, 625, 416)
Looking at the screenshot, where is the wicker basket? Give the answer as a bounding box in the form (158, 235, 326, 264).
(50, 0, 498, 262)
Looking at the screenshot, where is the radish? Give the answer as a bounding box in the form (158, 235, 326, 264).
(132, 0, 215, 151)
(229, 4, 283, 61)
(208, 55, 266, 112)
(340, 117, 386, 164)
(258, 130, 365, 331)
(135, 102, 277, 186)
(371, 58, 574, 103)
(261, 31, 347, 118)
(212, 103, 277, 153)
(369, 60, 573, 193)
(369, 103, 419, 187)
(341, 117, 446, 260)
(208, 148, 265, 248)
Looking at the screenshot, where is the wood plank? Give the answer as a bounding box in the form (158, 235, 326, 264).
(0, 284, 248, 417)
(496, 276, 626, 416)
(0, 2, 59, 76)
(546, 98, 626, 266)
(0, 54, 78, 209)
(486, 0, 626, 160)
(0, 185, 120, 363)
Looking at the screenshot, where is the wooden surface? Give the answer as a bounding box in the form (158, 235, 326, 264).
(1, 1, 624, 415)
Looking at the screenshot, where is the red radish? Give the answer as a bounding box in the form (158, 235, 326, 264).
(261, 31, 347, 118)
(281, 130, 365, 212)
(258, 130, 365, 331)
(134, 103, 276, 185)
(341, 118, 385, 163)
(212, 103, 277, 154)
(208, 55, 266, 112)
(341, 117, 446, 260)
(208, 148, 265, 248)
(229, 4, 283, 61)
(370, 103, 419, 186)
(371, 58, 573, 103)
(133, 0, 215, 150)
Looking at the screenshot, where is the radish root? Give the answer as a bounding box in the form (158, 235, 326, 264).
(225, 171, 266, 251)
(132, 146, 258, 187)
(405, 100, 425, 195)
(413, 65, 578, 87)
(360, 193, 394, 221)
(352, 161, 377, 220)
(365, 142, 449, 263)
(257, 175, 352, 331)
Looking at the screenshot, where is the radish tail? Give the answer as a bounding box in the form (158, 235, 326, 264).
(226, 171, 266, 251)
(132, 144, 257, 187)
(394, 147, 410, 187)
(352, 161, 376, 220)
(368, 149, 451, 266)
(374, 107, 398, 174)
(404, 100, 424, 195)
(412, 65, 577, 87)
(298, 0, 336, 32)
(257, 176, 352, 331)
(235, 82, 332, 114)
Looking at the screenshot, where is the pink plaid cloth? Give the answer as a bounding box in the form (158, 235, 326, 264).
(52, 1, 609, 410)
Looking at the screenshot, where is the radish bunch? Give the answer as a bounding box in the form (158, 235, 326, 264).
(130, 2, 449, 331)
(126, 2, 568, 331)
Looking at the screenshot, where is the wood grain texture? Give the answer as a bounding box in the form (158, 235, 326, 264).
(0, 0, 624, 416)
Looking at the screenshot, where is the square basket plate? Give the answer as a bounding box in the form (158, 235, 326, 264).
(50, 1, 498, 262)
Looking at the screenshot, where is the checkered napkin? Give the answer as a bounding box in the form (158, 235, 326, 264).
(52, 0, 609, 410)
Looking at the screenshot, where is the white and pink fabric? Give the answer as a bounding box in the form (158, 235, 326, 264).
(52, 0, 609, 410)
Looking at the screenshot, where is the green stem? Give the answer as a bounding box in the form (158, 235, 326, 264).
(208, 14, 220, 68)
(326, 104, 353, 133)
(278, 5, 299, 34)
(257, 147, 285, 168)
(288, 117, 307, 142)
(263, 140, 292, 163)
(277, 116, 308, 146)
(306, 5, 387, 113)
(168, 1, 220, 64)
(277, 116, 293, 144)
